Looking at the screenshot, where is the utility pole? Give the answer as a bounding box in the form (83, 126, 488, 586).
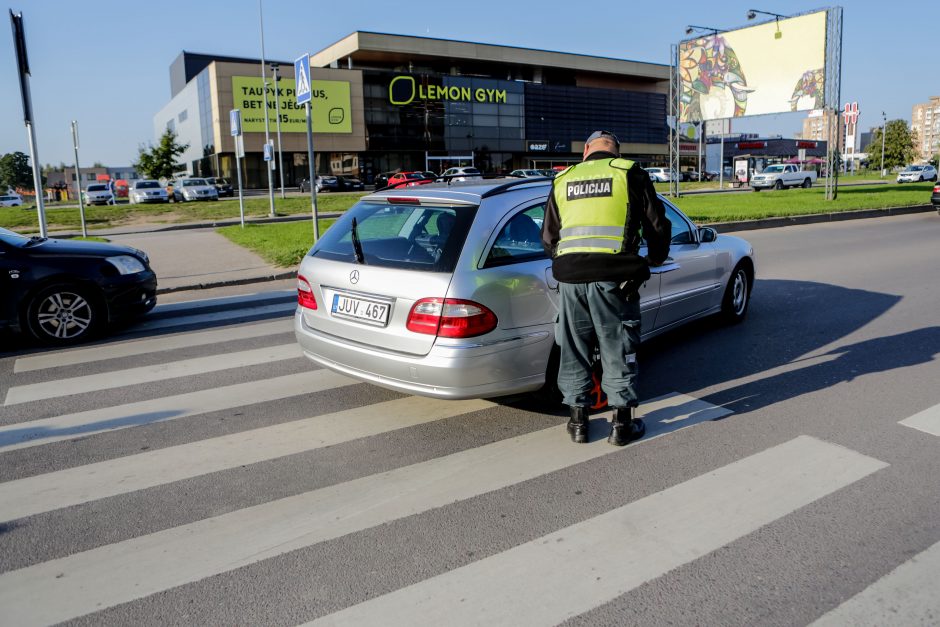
(880, 111, 887, 178)
(258, 0, 275, 217)
(271, 63, 286, 198)
(71, 121, 87, 237)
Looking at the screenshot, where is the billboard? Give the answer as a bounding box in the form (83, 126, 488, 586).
(679, 10, 827, 122)
(231, 76, 352, 133)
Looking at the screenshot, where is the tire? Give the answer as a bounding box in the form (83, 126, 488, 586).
(802, 178, 812, 188)
(774, 180, 784, 190)
(721, 262, 752, 324)
(535, 344, 563, 407)
(24, 283, 103, 345)
(918, 176, 924, 182)
(753, 187, 761, 192)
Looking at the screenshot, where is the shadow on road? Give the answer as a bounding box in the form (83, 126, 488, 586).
(640, 278, 911, 412)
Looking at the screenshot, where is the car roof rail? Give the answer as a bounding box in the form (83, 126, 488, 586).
(480, 177, 553, 198)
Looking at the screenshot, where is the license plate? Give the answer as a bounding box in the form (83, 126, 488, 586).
(331, 294, 390, 326)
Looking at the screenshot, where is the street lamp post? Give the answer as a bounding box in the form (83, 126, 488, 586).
(258, 0, 275, 218)
(271, 63, 285, 199)
(880, 111, 887, 178)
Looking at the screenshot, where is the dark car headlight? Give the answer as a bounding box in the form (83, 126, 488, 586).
(106, 255, 146, 275)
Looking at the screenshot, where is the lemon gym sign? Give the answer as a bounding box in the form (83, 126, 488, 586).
(231, 76, 352, 133)
(389, 75, 507, 105)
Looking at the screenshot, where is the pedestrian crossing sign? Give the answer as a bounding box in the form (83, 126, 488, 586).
(295, 54, 311, 105)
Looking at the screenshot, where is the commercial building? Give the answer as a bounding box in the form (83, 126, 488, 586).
(911, 96, 940, 161)
(705, 135, 828, 180)
(154, 33, 670, 187)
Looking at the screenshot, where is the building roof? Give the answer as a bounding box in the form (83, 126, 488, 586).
(310, 32, 670, 81)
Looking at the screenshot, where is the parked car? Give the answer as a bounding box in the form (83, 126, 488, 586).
(205, 177, 234, 197)
(0, 192, 24, 207)
(644, 167, 675, 183)
(373, 171, 398, 190)
(896, 164, 938, 183)
(510, 169, 546, 178)
(440, 166, 483, 182)
(420, 171, 439, 181)
(0, 226, 157, 345)
(294, 178, 755, 402)
(173, 178, 219, 202)
(336, 176, 365, 191)
(129, 180, 169, 204)
(84, 183, 114, 206)
(387, 172, 435, 189)
(932, 182, 940, 214)
(750, 164, 816, 191)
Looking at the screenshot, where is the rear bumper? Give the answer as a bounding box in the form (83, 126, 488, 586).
(294, 311, 552, 399)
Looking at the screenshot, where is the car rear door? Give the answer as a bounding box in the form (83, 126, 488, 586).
(653, 200, 720, 331)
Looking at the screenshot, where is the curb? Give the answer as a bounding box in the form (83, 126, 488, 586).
(706, 204, 935, 233)
(156, 271, 297, 295)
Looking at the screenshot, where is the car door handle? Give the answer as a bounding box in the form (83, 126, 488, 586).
(650, 258, 680, 274)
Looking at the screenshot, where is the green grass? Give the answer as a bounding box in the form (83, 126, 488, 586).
(1, 192, 365, 234)
(217, 218, 338, 267)
(671, 182, 935, 223)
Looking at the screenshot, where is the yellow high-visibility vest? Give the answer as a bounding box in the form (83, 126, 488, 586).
(552, 157, 633, 256)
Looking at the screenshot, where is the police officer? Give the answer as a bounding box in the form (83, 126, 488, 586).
(541, 130, 671, 445)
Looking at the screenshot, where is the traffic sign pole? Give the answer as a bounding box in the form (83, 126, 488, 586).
(230, 109, 246, 228)
(295, 53, 318, 240)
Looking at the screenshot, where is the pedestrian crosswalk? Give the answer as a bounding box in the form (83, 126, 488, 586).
(0, 297, 933, 625)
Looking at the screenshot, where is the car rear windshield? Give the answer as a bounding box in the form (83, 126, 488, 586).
(136, 181, 159, 188)
(310, 199, 478, 272)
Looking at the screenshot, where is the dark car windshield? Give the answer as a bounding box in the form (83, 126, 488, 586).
(310, 200, 478, 272)
(182, 179, 207, 186)
(87, 184, 108, 191)
(136, 181, 159, 189)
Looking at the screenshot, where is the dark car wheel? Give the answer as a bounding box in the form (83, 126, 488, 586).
(774, 179, 784, 190)
(802, 178, 812, 188)
(25, 283, 103, 345)
(721, 262, 752, 323)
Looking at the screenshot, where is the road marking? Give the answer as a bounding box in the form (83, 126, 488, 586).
(126, 302, 295, 333)
(310, 436, 887, 627)
(810, 539, 940, 626)
(13, 319, 292, 373)
(4, 343, 303, 406)
(898, 402, 940, 437)
(153, 289, 294, 315)
(0, 370, 354, 452)
(0, 396, 494, 521)
(0, 393, 728, 626)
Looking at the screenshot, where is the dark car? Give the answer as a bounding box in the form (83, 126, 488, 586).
(336, 176, 365, 191)
(933, 182, 940, 214)
(0, 227, 157, 345)
(205, 177, 234, 197)
(373, 171, 398, 190)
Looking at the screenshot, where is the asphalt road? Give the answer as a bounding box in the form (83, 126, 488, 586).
(0, 213, 938, 626)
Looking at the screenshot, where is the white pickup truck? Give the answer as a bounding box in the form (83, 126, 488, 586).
(750, 164, 816, 191)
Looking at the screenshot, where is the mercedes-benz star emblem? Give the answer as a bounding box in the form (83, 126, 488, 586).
(349, 270, 360, 284)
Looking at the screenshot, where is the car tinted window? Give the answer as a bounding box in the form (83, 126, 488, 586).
(183, 179, 207, 186)
(310, 200, 478, 272)
(87, 184, 107, 191)
(485, 204, 547, 267)
(763, 165, 785, 173)
(136, 181, 159, 189)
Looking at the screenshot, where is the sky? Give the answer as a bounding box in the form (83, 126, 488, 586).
(0, 0, 932, 167)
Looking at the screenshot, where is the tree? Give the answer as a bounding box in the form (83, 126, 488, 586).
(0, 151, 39, 191)
(862, 120, 917, 171)
(135, 130, 189, 180)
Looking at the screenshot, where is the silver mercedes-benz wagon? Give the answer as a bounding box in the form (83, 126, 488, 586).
(294, 178, 755, 400)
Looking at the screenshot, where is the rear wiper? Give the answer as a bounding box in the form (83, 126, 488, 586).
(350, 217, 365, 264)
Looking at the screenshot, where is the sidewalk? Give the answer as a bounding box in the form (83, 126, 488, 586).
(107, 228, 295, 294)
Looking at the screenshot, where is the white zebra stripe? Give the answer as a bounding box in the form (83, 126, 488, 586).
(898, 402, 940, 437)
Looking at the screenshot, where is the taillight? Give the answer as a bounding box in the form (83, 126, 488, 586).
(297, 275, 317, 310)
(406, 298, 498, 338)
(934, 184, 940, 193)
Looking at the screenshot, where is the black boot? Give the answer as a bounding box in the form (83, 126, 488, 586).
(608, 407, 645, 446)
(566, 406, 589, 443)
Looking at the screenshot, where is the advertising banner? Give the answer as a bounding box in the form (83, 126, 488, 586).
(679, 10, 827, 122)
(231, 76, 352, 133)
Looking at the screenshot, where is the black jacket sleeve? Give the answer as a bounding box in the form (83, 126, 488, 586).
(628, 165, 670, 266)
(541, 183, 561, 257)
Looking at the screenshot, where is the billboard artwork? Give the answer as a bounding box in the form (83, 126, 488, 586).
(679, 10, 827, 122)
(231, 76, 352, 133)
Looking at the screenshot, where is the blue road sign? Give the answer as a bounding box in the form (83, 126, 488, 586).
(295, 54, 312, 106)
(230, 109, 242, 136)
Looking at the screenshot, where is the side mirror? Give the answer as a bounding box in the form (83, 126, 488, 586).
(698, 227, 718, 243)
